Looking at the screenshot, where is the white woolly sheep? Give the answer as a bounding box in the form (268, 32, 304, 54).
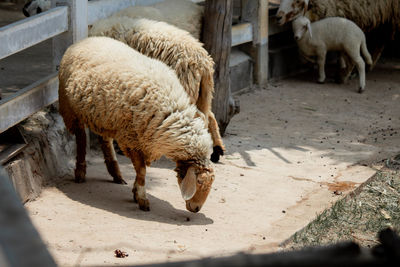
(292, 16, 372, 93)
(58, 36, 215, 213)
(111, 0, 203, 39)
(89, 16, 225, 163)
(23, 0, 203, 39)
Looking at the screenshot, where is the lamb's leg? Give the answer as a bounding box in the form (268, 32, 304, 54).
(73, 123, 87, 183)
(129, 150, 149, 211)
(208, 112, 225, 163)
(98, 136, 127, 184)
(347, 49, 366, 93)
(316, 51, 327, 84)
(338, 56, 355, 84)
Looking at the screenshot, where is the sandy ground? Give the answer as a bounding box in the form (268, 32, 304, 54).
(1, 2, 399, 266)
(23, 59, 400, 266)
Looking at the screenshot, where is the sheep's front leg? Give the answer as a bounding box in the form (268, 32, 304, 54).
(347, 51, 366, 93)
(74, 124, 87, 183)
(338, 53, 354, 84)
(98, 136, 127, 184)
(316, 50, 327, 84)
(129, 150, 150, 211)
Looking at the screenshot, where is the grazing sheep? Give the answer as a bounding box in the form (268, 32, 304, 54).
(276, 0, 400, 78)
(58, 36, 215, 213)
(89, 16, 225, 162)
(292, 16, 372, 93)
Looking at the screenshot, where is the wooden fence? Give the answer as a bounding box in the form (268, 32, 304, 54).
(0, 0, 268, 134)
(0, 0, 163, 134)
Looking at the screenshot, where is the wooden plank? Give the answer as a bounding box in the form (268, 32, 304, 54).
(232, 23, 253, 46)
(0, 167, 56, 266)
(0, 6, 68, 60)
(87, 0, 164, 25)
(254, 0, 269, 86)
(0, 73, 58, 134)
(202, 0, 239, 135)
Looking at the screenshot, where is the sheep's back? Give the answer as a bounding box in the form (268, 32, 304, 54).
(59, 37, 191, 139)
(311, 17, 365, 48)
(125, 18, 214, 101)
(308, 0, 400, 32)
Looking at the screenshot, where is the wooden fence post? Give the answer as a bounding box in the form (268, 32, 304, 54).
(202, 0, 239, 135)
(239, 0, 269, 86)
(254, 0, 268, 86)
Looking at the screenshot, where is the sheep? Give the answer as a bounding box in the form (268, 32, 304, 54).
(276, 0, 400, 79)
(89, 16, 225, 163)
(58, 36, 215, 213)
(111, 0, 204, 39)
(22, 0, 203, 39)
(22, 0, 51, 17)
(292, 16, 372, 93)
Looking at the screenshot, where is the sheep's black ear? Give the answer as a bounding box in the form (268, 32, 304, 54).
(22, 2, 31, 17)
(175, 161, 189, 179)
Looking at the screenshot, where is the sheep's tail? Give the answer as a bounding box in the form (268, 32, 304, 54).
(361, 37, 373, 67)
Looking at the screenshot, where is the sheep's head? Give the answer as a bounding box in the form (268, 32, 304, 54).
(292, 16, 312, 41)
(23, 0, 51, 17)
(276, 0, 309, 26)
(175, 160, 215, 213)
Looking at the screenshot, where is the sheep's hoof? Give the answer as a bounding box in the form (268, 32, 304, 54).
(211, 146, 224, 163)
(113, 177, 127, 185)
(317, 79, 325, 84)
(74, 176, 86, 183)
(74, 163, 86, 183)
(358, 87, 365, 94)
(138, 199, 150, 211)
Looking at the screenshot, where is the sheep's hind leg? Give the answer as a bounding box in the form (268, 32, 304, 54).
(73, 123, 87, 183)
(208, 112, 225, 163)
(351, 56, 366, 93)
(129, 150, 150, 211)
(338, 54, 355, 84)
(316, 51, 327, 84)
(98, 136, 127, 184)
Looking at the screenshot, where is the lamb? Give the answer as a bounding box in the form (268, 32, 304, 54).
(89, 16, 225, 163)
(58, 36, 215, 213)
(292, 16, 372, 93)
(276, 0, 400, 78)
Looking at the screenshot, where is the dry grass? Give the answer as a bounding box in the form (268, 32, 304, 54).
(285, 155, 400, 249)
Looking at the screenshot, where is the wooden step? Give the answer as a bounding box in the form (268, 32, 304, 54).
(230, 48, 253, 93)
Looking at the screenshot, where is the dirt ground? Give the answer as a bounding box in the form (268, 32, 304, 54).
(22, 58, 400, 266)
(1, 2, 400, 266)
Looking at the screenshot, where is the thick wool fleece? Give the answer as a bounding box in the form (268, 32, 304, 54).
(59, 37, 212, 165)
(306, 0, 400, 34)
(89, 17, 214, 114)
(110, 0, 204, 40)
